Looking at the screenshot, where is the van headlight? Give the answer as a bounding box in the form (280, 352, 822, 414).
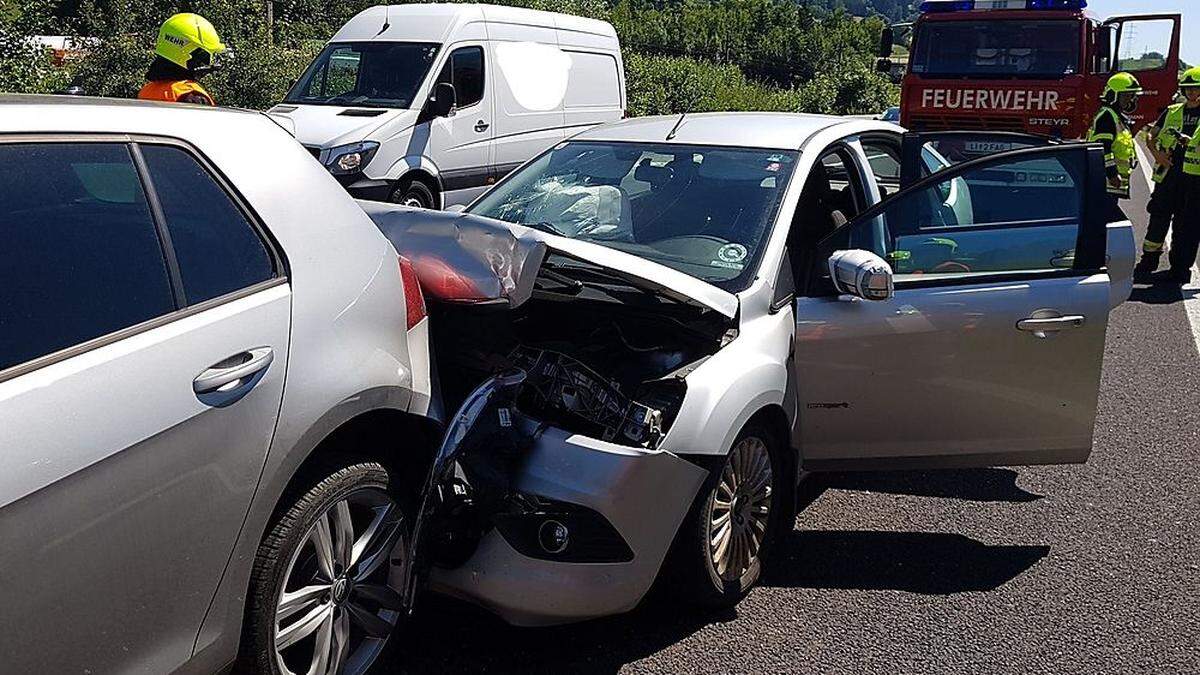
(324, 141, 379, 175)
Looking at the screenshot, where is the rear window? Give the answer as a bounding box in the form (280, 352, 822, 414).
(0, 143, 175, 372)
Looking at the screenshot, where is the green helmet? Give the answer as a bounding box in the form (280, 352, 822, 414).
(1181, 66, 1200, 89)
(155, 13, 226, 71)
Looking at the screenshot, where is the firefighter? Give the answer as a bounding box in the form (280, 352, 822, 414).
(1135, 68, 1200, 283)
(1088, 72, 1143, 220)
(1161, 69, 1200, 285)
(137, 13, 226, 105)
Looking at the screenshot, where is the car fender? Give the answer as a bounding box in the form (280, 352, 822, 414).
(660, 312, 793, 457)
(376, 153, 444, 190)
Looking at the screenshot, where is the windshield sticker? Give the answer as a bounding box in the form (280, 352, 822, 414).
(712, 243, 748, 270)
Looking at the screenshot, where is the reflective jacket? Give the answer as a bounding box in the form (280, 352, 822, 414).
(137, 80, 215, 106)
(1088, 106, 1135, 197)
(1152, 103, 1186, 183)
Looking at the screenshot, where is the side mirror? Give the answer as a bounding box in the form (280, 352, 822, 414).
(427, 82, 457, 119)
(828, 250, 894, 302)
(878, 27, 895, 59)
(876, 58, 894, 74)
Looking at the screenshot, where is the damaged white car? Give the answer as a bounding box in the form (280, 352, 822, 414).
(370, 113, 1136, 625)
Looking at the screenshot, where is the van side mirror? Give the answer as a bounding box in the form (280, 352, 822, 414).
(876, 58, 894, 74)
(878, 26, 895, 59)
(427, 82, 457, 119)
(828, 250, 894, 302)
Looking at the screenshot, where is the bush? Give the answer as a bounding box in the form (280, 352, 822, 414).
(0, 0, 69, 93)
(0, 0, 897, 115)
(625, 52, 802, 116)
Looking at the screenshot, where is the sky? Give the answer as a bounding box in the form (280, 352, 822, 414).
(1088, 0, 1198, 66)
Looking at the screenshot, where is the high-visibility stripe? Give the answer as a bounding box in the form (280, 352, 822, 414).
(1144, 240, 1164, 253)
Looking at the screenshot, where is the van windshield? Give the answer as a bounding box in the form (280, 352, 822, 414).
(285, 42, 440, 108)
(911, 20, 1081, 79)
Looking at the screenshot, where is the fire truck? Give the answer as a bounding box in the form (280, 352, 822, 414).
(879, 0, 1183, 140)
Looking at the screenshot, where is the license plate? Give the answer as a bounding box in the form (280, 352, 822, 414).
(964, 141, 1016, 154)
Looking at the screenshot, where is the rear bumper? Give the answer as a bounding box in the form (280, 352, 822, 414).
(427, 427, 707, 626)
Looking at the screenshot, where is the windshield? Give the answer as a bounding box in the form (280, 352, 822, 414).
(284, 42, 440, 108)
(912, 20, 1080, 79)
(467, 141, 799, 292)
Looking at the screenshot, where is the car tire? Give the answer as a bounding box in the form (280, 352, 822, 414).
(664, 423, 787, 609)
(242, 461, 408, 675)
(389, 178, 436, 210)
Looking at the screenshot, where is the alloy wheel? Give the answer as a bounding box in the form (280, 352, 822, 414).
(709, 436, 773, 582)
(273, 488, 406, 675)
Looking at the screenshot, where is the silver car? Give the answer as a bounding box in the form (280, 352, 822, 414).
(0, 96, 437, 674)
(368, 115, 1135, 625)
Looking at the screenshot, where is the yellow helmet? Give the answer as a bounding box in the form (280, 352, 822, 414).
(155, 13, 226, 70)
(1181, 66, 1200, 89)
(1101, 72, 1143, 108)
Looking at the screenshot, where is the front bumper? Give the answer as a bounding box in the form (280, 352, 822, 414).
(409, 373, 708, 626)
(429, 427, 707, 626)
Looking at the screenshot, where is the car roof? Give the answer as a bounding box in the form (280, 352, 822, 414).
(571, 112, 859, 150)
(0, 94, 271, 135)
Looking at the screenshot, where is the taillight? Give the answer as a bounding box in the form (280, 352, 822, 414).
(411, 255, 486, 302)
(398, 256, 426, 330)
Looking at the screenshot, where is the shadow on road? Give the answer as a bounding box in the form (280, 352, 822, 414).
(763, 529, 1049, 594)
(393, 589, 735, 674)
(815, 468, 1043, 503)
(1128, 283, 1199, 305)
(392, 525, 1048, 673)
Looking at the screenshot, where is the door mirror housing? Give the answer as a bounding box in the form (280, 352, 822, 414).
(878, 26, 894, 59)
(828, 250, 894, 302)
(426, 82, 457, 120)
(876, 58, 894, 74)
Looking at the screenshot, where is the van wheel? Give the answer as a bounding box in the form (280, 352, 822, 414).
(665, 424, 786, 609)
(389, 179, 436, 210)
(242, 462, 408, 675)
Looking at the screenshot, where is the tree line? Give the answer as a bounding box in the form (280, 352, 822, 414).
(0, 0, 897, 116)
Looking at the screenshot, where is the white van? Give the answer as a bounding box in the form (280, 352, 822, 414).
(271, 3, 626, 208)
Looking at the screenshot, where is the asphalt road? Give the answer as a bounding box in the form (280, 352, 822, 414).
(387, 162, 1200, 674)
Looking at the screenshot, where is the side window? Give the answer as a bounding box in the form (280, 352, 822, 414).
(437, 46, 485, 108)
(860, 139, 901, 198)
(819, 149, 1085, 282)
(1115, 19, 1175, 72)
(0, 143, 176, 373)
(141, 145, 275, 305)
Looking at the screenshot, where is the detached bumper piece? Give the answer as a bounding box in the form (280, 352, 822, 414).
(406, 371, 707, 626)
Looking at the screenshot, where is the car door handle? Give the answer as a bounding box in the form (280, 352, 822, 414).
(194, 348, 274, 394)
(474, 120, 489, 132)
(1016, 315, 1085, 338)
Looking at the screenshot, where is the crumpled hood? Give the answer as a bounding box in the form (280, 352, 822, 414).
(268, 104, 417, 149)
(360, 202, 739, 320)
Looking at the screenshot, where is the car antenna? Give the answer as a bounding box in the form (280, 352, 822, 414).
(376, 5, 391, 36)
(666, 91, 701, 141)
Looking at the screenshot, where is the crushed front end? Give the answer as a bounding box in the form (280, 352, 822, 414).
(365, 204, 731, 625)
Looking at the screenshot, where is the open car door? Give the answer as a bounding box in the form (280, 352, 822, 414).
(794, 142, 1114, 471)
(1102, 14, 1182, 133)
